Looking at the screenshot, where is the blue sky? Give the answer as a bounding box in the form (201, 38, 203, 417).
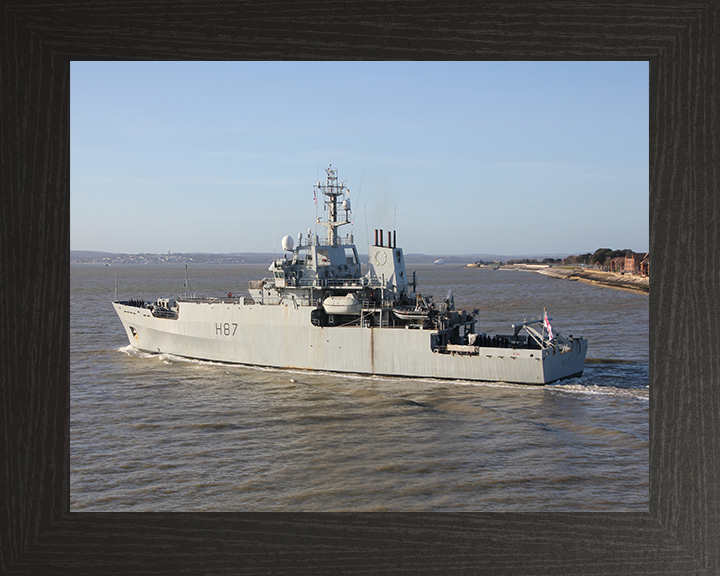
(71, 61, 648, 256)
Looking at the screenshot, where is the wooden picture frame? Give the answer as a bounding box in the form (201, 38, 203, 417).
(1, 2, 716, 573)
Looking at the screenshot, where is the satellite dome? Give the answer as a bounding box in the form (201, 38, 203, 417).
(281, 235, 294, 251)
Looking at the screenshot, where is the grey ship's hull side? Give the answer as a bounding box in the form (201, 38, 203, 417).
(114, 301, 587, 385)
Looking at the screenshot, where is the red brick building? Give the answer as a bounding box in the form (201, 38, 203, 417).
(625, 252, 648, 274)
(608, 256, 625, 273)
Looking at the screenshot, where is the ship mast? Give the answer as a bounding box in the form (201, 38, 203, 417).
(314, 164, 351, 246)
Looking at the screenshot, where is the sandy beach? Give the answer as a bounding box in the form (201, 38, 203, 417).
(466, 263, 649, 294)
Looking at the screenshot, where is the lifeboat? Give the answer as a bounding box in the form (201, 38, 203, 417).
(322, 293, 362, 315)
(392, 307, 432, 325)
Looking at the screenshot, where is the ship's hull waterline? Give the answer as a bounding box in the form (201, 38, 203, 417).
(114, 300, 587, 385)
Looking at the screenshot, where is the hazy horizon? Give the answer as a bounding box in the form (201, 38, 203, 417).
(70, 247, 643, 260)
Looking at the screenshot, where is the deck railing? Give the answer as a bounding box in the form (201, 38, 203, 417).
(251, 276, 382, 290)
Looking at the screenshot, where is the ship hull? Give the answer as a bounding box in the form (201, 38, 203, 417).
(114, 301, 587, 385)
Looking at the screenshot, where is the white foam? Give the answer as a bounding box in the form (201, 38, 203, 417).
(117, 345, 155, 359)
(546, 382, 648, 401)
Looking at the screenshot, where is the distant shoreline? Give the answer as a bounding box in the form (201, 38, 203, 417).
(70, 250, 572, 266)
(466, 263, 649, 295)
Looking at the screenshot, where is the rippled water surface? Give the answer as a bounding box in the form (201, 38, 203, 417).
(71, 263, 648, 511)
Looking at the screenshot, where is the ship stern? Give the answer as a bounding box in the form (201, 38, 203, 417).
(541, 337, 588, 384)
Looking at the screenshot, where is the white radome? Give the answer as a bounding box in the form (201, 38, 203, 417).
(281, 235, 294, 251)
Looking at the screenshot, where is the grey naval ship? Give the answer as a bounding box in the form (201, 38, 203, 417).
(113, 165, 587, 385)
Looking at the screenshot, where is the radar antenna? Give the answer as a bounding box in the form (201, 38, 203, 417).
(313, 164, 352, 246)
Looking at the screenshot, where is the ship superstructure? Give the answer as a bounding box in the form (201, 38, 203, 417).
(113, 165, 587, 385)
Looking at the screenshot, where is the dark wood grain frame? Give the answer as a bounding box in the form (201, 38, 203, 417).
(1, 2, 717, 574)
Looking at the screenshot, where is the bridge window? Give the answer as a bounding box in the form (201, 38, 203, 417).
(345, 247, 358, 265)
(295, 248, 311, 264)
(317, 249, 330, 266)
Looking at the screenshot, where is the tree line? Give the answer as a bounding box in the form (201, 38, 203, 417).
(564, 248, 634, 265)
(506, 249, 636, 266)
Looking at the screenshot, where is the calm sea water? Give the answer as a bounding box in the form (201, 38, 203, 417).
(71, 263, 648, 511)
